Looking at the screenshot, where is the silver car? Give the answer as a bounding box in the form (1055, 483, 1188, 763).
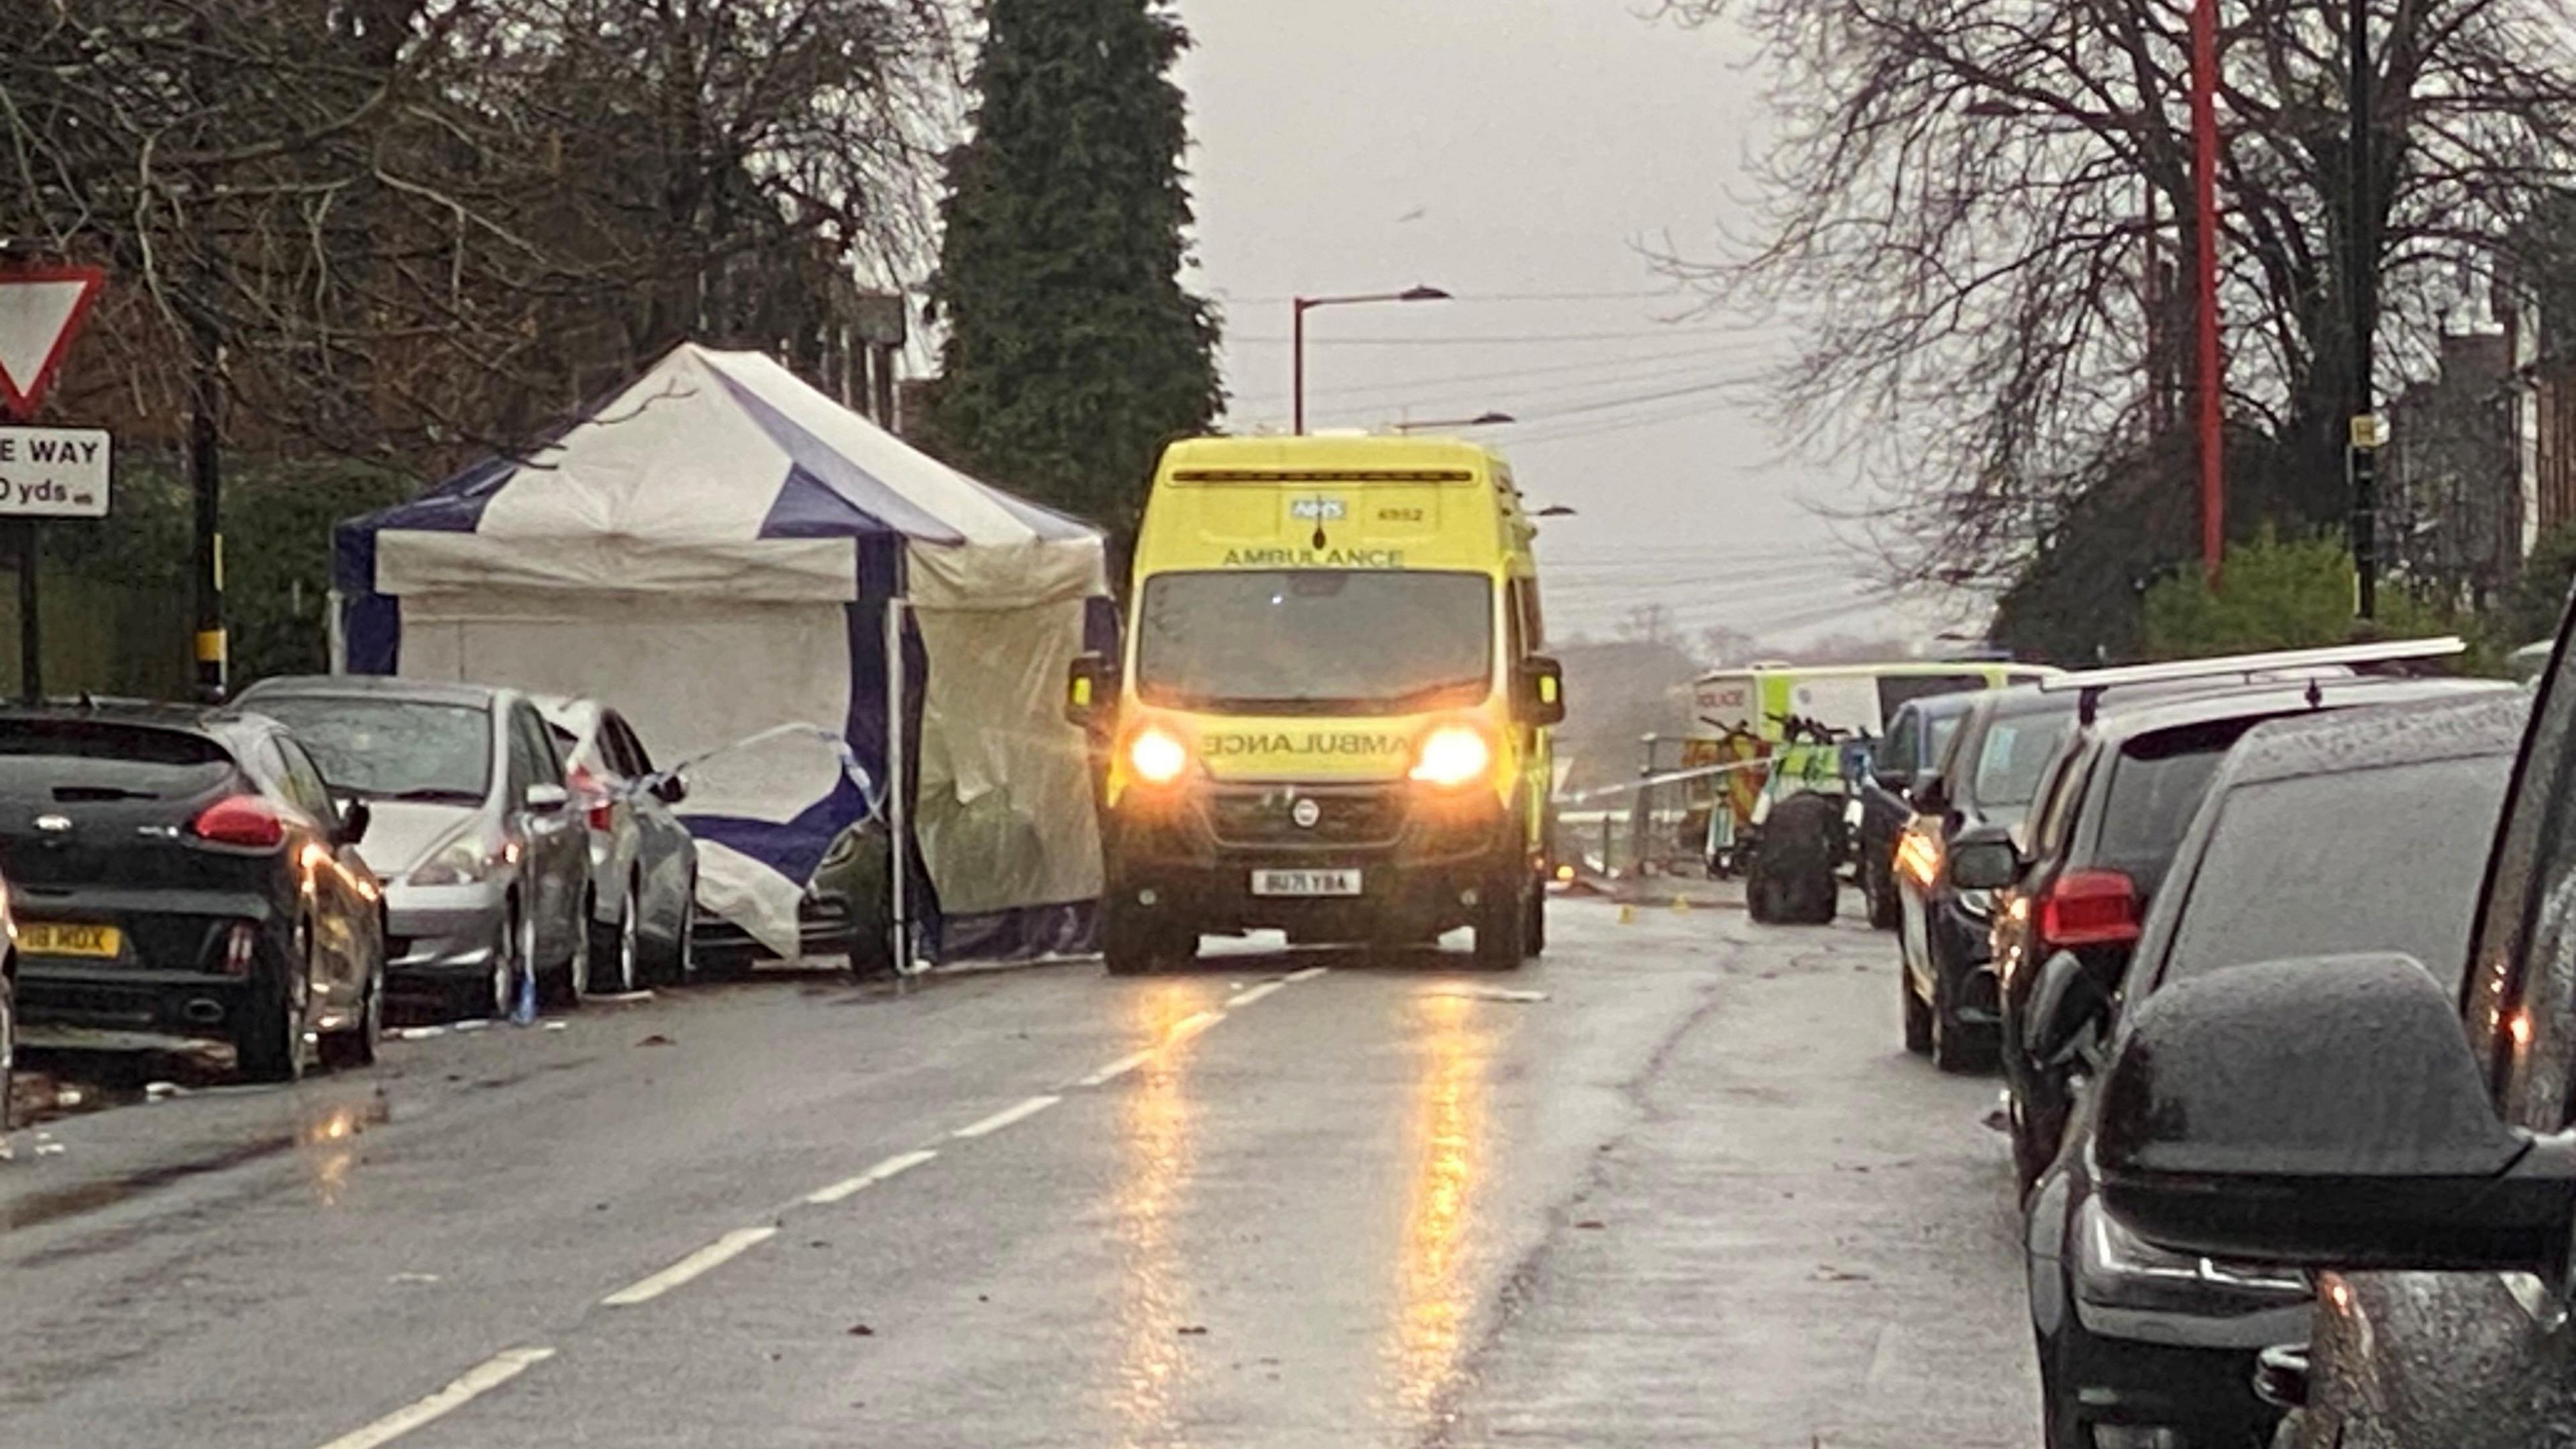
(234, 678, 592, 1019)
(535, 696, 698, 992)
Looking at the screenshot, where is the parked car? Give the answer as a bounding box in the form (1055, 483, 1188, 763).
(235, 678, 592, 1018)
(1893, 682, 2082, 1068)
(0, 704, 386, 1081)
(689, 817, 892, 975)
(1856, 690, 1979, 931)
(535, 696, 698, 991)
(1988, 672, 2510, 1190)
(2015, 691, 2526, 1449)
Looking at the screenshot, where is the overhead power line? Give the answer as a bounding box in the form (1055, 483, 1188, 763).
(1227, 339, 1752, 407)
(1228, 327, 1724, 346)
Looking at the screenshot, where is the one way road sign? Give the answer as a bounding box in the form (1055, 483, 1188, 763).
(0, 266, 106, 419)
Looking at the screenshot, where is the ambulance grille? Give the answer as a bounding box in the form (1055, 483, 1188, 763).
(1208, 788, 1405, 847)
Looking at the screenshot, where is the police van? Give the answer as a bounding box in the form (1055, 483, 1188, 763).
(1067, 435, 1564, 973)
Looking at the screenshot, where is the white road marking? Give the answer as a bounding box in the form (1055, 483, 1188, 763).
(1078, 1050, 1153, 1087)
(953, 1094, 1061, 1139)
(1283, 965, 1329, 983)
(1226, 981, 1285, 1008)
(313, 1346, 556, 1449)
(804, 1148, 939, 1205)
(1167, 1009, 1224, 1043)
(601, 1226, 779, 1307)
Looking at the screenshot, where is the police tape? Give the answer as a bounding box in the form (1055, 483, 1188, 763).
(1556, 753, 1854, 805)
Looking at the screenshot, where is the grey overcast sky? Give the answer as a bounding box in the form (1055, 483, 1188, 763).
(1172, 0, 1977, 650)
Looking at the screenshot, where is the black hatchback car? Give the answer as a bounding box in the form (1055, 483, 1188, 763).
(2027, 692, 2526, 1449)
(1894, 684, 2081, 1069)
(1, 706, 386, 1081)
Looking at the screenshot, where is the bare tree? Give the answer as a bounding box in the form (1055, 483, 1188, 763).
(0, 0, 959, 468)
(1658, 0, 2576, 588)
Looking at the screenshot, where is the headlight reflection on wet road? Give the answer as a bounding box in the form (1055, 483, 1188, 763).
(1105, 983, 1206, 1447)
(297, 1102, 377, 1208)
(1391, 988, 1485, 1417)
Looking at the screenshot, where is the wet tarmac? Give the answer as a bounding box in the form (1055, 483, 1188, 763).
(0, 896, 2038, 1448)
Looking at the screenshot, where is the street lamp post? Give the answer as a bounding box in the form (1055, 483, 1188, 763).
(1292, 285, 1451, 433)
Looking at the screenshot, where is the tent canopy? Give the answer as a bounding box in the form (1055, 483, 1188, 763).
(334, 343, 1112, 963)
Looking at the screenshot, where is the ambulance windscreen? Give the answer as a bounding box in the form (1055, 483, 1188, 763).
(1136, 570, 1494, 714)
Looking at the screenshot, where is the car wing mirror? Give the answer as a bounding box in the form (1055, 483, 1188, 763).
(2094, 953, 2576, 1273)
(1946, 825, 2019, 890)
(1517, 655, 1567, 727)
(339, 798, 372, 847)
(524, 782, 570, 814)
(1067, 652, 1120, 731)
(651, 773, 688, 806)
(2023, 949, 2108, 1066)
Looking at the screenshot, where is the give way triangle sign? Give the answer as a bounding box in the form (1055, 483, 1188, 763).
(0, 267, 106, 419)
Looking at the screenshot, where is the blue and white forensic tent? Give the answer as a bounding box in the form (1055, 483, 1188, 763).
(332, 343, 1114, 964)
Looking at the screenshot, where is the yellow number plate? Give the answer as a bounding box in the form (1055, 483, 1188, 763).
(19, 922, 123, 959)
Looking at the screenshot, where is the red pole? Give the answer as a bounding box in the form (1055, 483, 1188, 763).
(1292, 299, 1308, 435)
(2190, 0, 2225, 583)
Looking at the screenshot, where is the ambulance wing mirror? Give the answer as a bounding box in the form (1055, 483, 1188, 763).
(1517, 655, 1567, 727)
(1066, 653, 1120, 731)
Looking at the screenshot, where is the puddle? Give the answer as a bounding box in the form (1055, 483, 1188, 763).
(1, 1095, 391, 1232)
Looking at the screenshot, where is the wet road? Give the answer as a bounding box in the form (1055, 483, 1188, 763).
(0, 896, 2039, 1448)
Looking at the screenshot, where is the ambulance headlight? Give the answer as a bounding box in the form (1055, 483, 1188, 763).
(1409, 724, 1495, 789)
(1127, 724, 1192, 786)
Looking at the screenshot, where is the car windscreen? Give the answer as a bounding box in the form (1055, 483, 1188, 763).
(2162, 754, 2510, 990)
(2092, 718, 2265, 894)
(1926, 711, 1963, 765)
(0, 720, 233, 798)
(248, 697, 493, 803)
(1970, 707, 2074, 825)
(1135, 570, 1493, 714)
(1876, 674, 1986, 718)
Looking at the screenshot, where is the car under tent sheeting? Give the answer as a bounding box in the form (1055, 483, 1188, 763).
(328, 341, 1117, 969)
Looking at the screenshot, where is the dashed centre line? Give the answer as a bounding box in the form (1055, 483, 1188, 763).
(312, 1346, 557, 1449)
(804, 1148, 940, 1205)
(308, 964, 1334, 1449)
(602, 1226, 780, 1307)
(1077, 1050, 1154, 1087)
(953, 1093, 1061, 1138)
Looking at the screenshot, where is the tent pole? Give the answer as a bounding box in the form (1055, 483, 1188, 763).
(885, 594, 917, 977)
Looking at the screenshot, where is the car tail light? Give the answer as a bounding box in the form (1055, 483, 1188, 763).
(2038, 868, 2141, 947)
(569, 764, 614, 831)
(192, 796, 284, 849)
(222, 922, 258, 977)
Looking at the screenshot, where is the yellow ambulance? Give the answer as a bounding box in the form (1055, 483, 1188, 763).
(1067, 435, 1564, 973)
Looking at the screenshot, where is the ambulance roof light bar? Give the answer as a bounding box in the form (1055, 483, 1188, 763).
(2037, 637, 2467, 724)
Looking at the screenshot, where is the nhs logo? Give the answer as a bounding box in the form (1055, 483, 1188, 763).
(1288, 496, 1348, 521)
